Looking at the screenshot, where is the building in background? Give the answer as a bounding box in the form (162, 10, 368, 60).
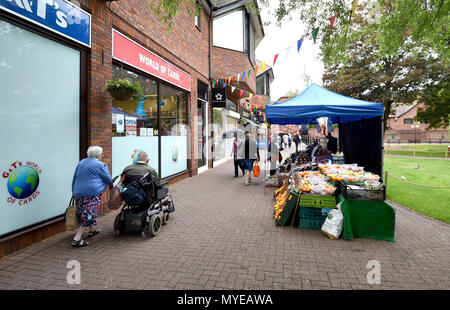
(210, 0, 265, 167)
(385, 103, 449, 143)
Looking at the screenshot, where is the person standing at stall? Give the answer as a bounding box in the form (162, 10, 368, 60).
(238, 132, 260, 186)
(231, 132, 245, 178)
(294, 131, 301, 153)
(71, 146, 113, 247)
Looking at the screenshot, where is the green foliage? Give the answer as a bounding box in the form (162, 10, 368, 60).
(104, 78, 141, 93)
(259, 0, 449, 65)
(416, 81, 450, 129)
(322, 12, 449, 130)
(148, 0, 202, 32)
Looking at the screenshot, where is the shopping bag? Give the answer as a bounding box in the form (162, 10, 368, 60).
(321, 204, 344, 240)
(65, 196, 79, 231)
(108, 185, 124, 210)
(253, 162, 260, 177)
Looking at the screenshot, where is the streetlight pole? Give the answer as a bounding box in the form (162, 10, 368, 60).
(411, 122, 420, 144)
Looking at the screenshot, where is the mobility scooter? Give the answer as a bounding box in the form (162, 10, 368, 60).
(113, 172, 175, 238)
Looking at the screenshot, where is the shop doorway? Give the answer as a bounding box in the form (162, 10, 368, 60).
(197, 98, 209, 173)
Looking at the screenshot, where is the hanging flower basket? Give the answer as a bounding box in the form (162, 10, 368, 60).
(104, 78, 141, 101)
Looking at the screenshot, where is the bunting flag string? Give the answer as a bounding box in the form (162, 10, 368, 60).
(213, 1, 359, 88)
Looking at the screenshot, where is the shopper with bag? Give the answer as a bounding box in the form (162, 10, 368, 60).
(231, 132, 245, 178)
(238, 132, 260, 186)
(71, 146, 113, 247)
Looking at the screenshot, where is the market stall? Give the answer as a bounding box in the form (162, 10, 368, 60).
(266, 83, 394, 242)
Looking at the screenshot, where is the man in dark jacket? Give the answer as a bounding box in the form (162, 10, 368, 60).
(121, 151, 160, 185)
(326, 133, 338, 154)
(293, 131, 301, 153)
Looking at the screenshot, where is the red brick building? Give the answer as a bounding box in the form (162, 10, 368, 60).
(0, 0, 265, 257)
(385, 103, 449, 143)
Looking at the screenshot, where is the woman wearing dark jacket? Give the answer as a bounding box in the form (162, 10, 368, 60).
(238, 132, 260, 186)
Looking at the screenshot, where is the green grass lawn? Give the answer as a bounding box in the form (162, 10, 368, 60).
(384, 155, 450, 223)
(384, 144, 449, 158)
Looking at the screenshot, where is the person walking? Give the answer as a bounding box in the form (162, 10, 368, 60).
(231, 132, 245, 178)
(294, 131, 301, 153)
(288, 134, 292, 148)
(71, 146, 113, 247)
(238, 132, 260, 186)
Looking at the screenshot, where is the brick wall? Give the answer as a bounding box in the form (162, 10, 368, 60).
(211, 46, 256, 94)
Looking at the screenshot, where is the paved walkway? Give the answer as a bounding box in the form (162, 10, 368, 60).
(0, 158, 449, 290)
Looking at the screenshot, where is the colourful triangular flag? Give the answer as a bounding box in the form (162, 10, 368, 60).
(261, 62, 266, 72)
(267, 98, 270, 104)
(297, 39, 303, 52)
(249, 93, 253, 100)
(330, 14, 337, 32)
(232, 76, 236, 84)
(231, 86, 235, 93)
(240, 89, 244, 96)
(241, 71, 246, 80)
(273, 54, 279, 66)
(312, 27, 319, 44)
(237, 74, 240, 81)
(285, 46, 291, 60)
(254, 65, 259, 75)
(247, 69, 251, 77)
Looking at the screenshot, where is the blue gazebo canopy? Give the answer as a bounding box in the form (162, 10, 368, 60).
(265, 83, 384, 125)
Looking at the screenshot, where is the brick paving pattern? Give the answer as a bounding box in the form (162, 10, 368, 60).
(0, 157, 449, 290)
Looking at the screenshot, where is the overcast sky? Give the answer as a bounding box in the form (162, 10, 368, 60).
(256, 3, 325, 101)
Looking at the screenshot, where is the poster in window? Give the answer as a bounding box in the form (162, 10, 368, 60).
(116, 114, 124, 133)
(125, 116, 137, 136)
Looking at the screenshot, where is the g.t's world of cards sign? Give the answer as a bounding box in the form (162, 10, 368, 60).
(0, 0, 91, 47)
(112, 29, 191, 91)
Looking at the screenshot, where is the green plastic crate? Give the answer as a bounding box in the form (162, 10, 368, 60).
(275, 191, 300, 226)
(298, 207, 331, 230)
(299, 194, 336, 209)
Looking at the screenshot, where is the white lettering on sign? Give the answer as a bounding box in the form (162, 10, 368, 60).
(168, 68, 180, 81)
(5, 0, 69, 29)
(139, 53, 159, 71)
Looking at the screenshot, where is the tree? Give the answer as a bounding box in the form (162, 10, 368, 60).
(322, 13, 449, 129)
(259, 0, 449, 65)
(416, 81, 450, 129)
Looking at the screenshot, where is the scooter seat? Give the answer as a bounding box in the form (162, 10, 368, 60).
(157, 188, 169, 200)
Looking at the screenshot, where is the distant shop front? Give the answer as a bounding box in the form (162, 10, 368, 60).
(211, 88, 240, 166)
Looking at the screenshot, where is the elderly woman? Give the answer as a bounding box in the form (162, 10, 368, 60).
(71, 146, 113, 247)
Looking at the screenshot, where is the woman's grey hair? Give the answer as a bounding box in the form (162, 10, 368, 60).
(87, 146, 103, 158)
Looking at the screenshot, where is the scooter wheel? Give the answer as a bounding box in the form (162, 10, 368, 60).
(113, 214, 123, 236)
(149, 214, 162, 237)
(162, 212, 169, 225)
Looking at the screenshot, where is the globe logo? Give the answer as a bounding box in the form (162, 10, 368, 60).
(171, 146, 179, 162)
(7, 166, 40, 199)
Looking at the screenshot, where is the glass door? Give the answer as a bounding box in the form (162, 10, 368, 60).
(197, 99, 208, 172)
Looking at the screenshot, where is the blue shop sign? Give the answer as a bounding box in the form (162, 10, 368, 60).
(0, 0, 91, 47)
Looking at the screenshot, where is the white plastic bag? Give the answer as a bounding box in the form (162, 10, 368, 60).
(321, 203, 344, 240)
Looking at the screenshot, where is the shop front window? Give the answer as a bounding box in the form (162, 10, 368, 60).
(213, 108, 227, 162)
(160, 84, 188, 178)
(111, 65, 159, 177)
(0, 20, 80, 236)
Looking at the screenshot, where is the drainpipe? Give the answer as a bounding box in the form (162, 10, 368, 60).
(209, 8, 213, 169)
